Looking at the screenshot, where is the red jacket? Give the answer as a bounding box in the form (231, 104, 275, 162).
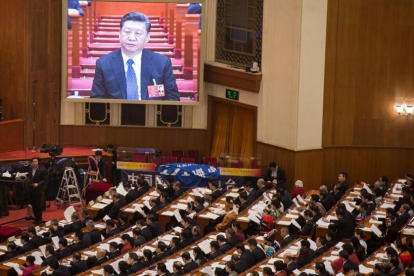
(290, 187, 306, 199)
(22, 264, 40, 276)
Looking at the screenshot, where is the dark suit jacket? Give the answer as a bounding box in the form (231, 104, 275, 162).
(183, 261, 199, 272)
(30, 235, 44, 247)
(251, 247, 266, 264)
(286, 261, 298, 275)
(125, 189, 139, 204)
(328, 217, 354, 240)
(387, 267, 402, 276)
(219, 242, 232, 253)
(119, 222, 131, 231)
(134, 236, 147, 247)
(211, 189, 223, 201)
(280, 235, 294, 248)
(88, 256, 109, 267)
(149, 221, 163, 237)
(108, 197, 127, 219)
(89, 158, 107, 179)
(234, 260, 249, 274)
(64, 220, 83, 234)
(28, 166, 48, 195)
(107, 250, 121, 259)
(89, 228, 102, 245)
(240, 250, 255, 267)
(82, 216, 93, 227)
(209, 249, 223, 260)
(18, 242, 34, 254)
(297, 220, 314, 236)
(171, 189, 184, 201)
(239, 201, 250, 213)
(105, 227, 121, 238)
(153, 251, 169, 262)
(141, 227, 153, 241)
(247, 189, 258, 204)
(90, 49, 180, 101)
(257, 187, 267, 197)
(69, 260, 88, 275)
(41, 255, 57, 267)
(49, 265, 71, 276)
(70, 242, 85, 253)
(315, 245, 329, 256)
(56, 247, 72, 260)
(266, 167, 286, 185)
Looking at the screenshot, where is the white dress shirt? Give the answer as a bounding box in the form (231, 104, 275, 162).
(122, 51, 142, 100)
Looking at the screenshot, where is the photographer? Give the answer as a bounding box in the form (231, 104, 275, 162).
(28, 157, 48, 225)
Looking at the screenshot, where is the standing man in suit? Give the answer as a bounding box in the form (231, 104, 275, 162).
(28, 157, 48, 225)
(265, 162, 286, 186)
(90, 12, 180, 101)
(90, 150, 107, 182)
(337, 172, 349, 194)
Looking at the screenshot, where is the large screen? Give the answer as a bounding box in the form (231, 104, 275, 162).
(64, 1, 203, 104)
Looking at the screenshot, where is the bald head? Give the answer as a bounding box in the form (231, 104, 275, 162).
(257, 178, 265, 188)
(97, 249, 106, 258)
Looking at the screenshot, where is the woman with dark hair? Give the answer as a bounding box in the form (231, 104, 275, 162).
(297, 239, 316, 268)
(118, 260, 129, 276)
(350, 236, 366, 262)
(193, 246, 207, 266)
(21, 255, 39, 276)
(103, 265, 116, 276)
(120, 234, 134, 254)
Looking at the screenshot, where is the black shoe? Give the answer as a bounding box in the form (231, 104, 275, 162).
(14, 205, 24, 210)
(34, 220, 42, 225)
(25, 216, 34, 220)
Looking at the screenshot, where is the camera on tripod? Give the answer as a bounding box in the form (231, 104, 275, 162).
(40, 143, 63, 158)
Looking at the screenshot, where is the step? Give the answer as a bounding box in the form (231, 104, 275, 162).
(93, 37, 168, 44)
(79, 68, 185, 78)
(98, 22, 165, 28)
(97, 25, 165, 32)
(100, 15, 162, 20)
(93, 31, 169, 39)
(87, 50, 175, 58)
(88, 43, 174, 52)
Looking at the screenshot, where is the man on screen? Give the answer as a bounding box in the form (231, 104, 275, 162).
(90, 12, 180, 101)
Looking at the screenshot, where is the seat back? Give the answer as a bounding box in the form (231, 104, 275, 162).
(187, 150, 200, 164)
(171, 150, 184, 162)
(181, 157, 195, 164)
(203, 156, 217, 165)
(163, 156, 178, 164)
(133, 153, 147, 163)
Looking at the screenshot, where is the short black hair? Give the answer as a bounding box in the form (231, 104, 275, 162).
(390, 257, 399, 267)
(26, 255, 35, 265)
(315, 262, 326, 272)
(340, 172, 348, 179)
(106, 219, 115, 227)
(182, 251, 191, 260)
(210, 241, 220, 250)
(269, 162, 277, 168)
(235, 243, 245, 251)
(73, 252, 81, 261)
(31, 157, 41, 163)
(46, 245, 55, 255)
(120, 12, 151, 33)
(157, 263, 167, 272)
(21, 234, 30, 243)
(104, 265, 115, 274)
(274, 260, 286, 270)
(59, 238, 68, 247)
(226, 261, 236, 271)
(248, 239, 257, 247)
(75, 230, 84, 240)
(95, 150, 102, 156)
(27, 226, 36, 235)
(110, 242, 119, 250)
(263, 267, 274, 276)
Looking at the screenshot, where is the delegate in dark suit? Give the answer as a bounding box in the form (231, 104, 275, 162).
(183, 261, 199, 272)
(90, 49, 180, 101)
(125, 188, 139, 204)
(28, 164, 48, 223)
(107, 196, 127, 219)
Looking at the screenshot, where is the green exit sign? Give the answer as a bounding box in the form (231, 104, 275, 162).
(225, 89, 239, 101)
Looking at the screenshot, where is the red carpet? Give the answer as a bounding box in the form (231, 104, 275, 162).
(0, 201, 82, 230)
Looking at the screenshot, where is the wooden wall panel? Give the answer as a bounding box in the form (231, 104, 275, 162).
(95, 2, 168, 17)
(323, 0, 414, 147)
(59, 125, 208, 158)
(0, 0, 28, 121)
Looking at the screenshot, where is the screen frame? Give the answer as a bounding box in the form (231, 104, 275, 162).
(62, 0, 206, 106)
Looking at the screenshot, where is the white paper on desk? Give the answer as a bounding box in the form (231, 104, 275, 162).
(201, 266, 214, 276)
(291, 219, 301, 229)
(172, 203, 188, 210)
(135, 205, 145, 214)
(227, 192, 239, 197)
(173, 209, 182, 222)
(39, 245, 47, 257)
(286, 214, 299, 219)
(92, 203, 107, 209)
(248, 212, 261, 224)
(142, 196, 152, 201)
(110, 259, 122, 274)
(32, 251, 44, 265)
(324, 260, 334, 274)
(162, 234, 179, 241)
(173, 226, 182, 233)
(193, 188, 203, 197)
(92, 269, 104, 275)
(222, 254, 232, 261)
(359, 264, 373, 274)
(52, 236, 60, 249)
(370, 224, 382, 237)
(0, 245, 8, 251)
(0, 251, 5, 256)
(10, 262, 23, 275)
(161, 211, 174, 216)
(125, 208, 136, 213)
(277, 220, 292, 226)
(83, 250, 97, 256)
(64, 206, 76, 222)
(116, 184, 128, 196)
(149, 191, 160, 197)
(98, 243, 110, 251)
(144, 201, 152, 210)
(297, 194, 306, 205)
(292, 198, 300, 208)
(398, 179, 407, 184)
(293, 269, 301, 275)
(323, 256, 338, 261)
(307, 239, 317, 251)
(198, 239, 213, 254)
(103, 215, 111, 222)
(363, 184, 373, 195)
(187, 196, 194, 203)
(14, 239, 23, 247)
(336, 241, 344, 249)
(369, 219, 382, 224)
(381, 203, 396, 209)
(200, 212, 220, 220)
(95, 223, 106, 229)
(101, 198, 113, 204)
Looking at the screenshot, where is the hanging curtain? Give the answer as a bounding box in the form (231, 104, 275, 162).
(210, 101, 256, 167)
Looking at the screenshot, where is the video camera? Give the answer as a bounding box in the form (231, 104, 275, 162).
(40, 143, 63, 158)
